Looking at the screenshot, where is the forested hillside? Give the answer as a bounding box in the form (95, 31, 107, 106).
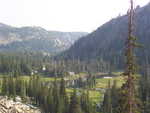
(62, 3, 150, 67)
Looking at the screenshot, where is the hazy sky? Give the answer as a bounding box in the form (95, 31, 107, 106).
(0, 0, 149, 32)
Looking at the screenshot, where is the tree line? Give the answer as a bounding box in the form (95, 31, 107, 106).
(0, 52, 116, 77)
(0, 75, 97, 113)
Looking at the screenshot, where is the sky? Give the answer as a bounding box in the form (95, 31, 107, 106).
(0, 0, 149, 32)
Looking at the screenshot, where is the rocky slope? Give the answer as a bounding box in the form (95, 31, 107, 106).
(0, 96, 41, 113)
(0, 23, 87, 54)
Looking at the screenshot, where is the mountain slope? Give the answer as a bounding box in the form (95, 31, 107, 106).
(0, 24, 87, 54)
(62, 3, 150, 65)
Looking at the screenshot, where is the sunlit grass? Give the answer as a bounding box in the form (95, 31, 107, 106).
(19, 76, 61, 82)
(66, 73, 87, 80)
(66, 88, 101, 103)
(96, 76, 124, 89)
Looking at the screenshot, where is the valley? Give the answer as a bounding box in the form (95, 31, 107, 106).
(0, 0, 149, 113)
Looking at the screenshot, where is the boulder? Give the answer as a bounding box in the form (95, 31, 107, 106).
(0, 96, 42, 113)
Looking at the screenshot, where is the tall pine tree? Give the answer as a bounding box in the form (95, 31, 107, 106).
(120, 0, 140, 113)
(68, 89, 82, 113)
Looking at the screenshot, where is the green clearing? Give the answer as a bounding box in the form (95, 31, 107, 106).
(19, 76, 61, 82)
(66, 73, 124, 103)
(0, 72, 125, 104)
(95, 76, 124, 89)
(66, 88, 101, 103)
(93, 75, 124, 103)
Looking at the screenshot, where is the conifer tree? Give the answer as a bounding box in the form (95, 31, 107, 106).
(47, 88, 53, 113)
(80, 90, 94, 113)
(52, 79, 61, 113)
(102, 80, 113, 113)
(20, 81, 26, 99)
(121, 0, 140, 113)
(12, 78, 16, 99)
(68, 89, 82, 113)
(1, 77, 8, 95)
(139, 68, 150, 113)
(59, 77, 69, 113)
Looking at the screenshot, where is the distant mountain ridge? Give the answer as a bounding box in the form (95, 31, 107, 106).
(0, 23, 88, 54)
(61, 3, 150, 65)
